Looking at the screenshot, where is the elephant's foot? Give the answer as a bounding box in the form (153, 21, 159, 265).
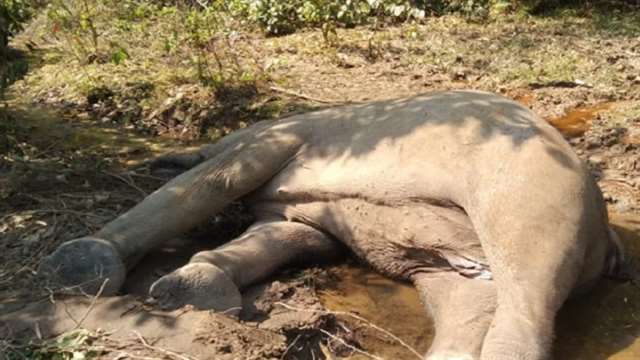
(426, 352, 475, 360)
(480, 310, 551, 360)
(480, 340, 546, 360)
(148, 263, 242, 315)
(38, 237, 126, 295)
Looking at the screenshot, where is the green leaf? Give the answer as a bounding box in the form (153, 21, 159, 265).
(56, 329, 90, 350)
(110, 47, 130, 65)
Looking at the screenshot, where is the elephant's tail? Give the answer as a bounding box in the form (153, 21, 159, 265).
(604, 227, 637, 282)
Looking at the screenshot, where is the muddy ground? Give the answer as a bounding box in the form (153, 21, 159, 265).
(1, 14, 640, 360)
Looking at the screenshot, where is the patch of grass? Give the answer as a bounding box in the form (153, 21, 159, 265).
(532, 1, 640, 36)
(6, 2, 640, 142)
(591, 10, 640, 36)
(8, 1, 283, 139)
(3, 329, 99, 360)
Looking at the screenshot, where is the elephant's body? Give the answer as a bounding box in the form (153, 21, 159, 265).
(41, 90, 621, 360)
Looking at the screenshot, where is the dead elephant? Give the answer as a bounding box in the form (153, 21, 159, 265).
(41, 90, 624, 360)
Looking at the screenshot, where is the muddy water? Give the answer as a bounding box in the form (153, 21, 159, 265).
(319, 265, 433, 359)
(319, 213, 640, 359)
(547, 103, 613, 137)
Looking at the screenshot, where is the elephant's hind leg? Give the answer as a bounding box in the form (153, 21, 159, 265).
(412, 272, 496, 360)
(148, 220, 341, 312)
(474, 175, 608, 359)
(39, 122, 307, 295)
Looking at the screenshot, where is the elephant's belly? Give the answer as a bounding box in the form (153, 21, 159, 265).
(249, 197, 491, 280)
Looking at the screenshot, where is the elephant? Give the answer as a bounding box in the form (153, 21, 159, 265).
(40, 90, 624, 360)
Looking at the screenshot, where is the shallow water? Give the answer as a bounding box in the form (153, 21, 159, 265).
(548, 103, 613, 137)
(319, 212, 640, 359)
(319, 265, 433, 359)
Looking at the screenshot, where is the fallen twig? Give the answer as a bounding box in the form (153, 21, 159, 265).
(103, 171, 148, 198)
(269, 86, 343, 104)
(18, 208, 102, 218)
(133, 331, 197, 360)
(127, 171, 167, 182)
(281, 333, 302, 360)
(319, 329, 383, 360)
(528, 80, 593, 89)
(74, 279, 108, 330)
(274, 302, 422, 360)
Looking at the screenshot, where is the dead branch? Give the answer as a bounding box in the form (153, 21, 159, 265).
(528, 80, 593, 89)
(74, 279, 108, 330)
(274, 302, 422, 360)
(319, 329, 383, 360)
(133, 331, 197, 360)
(103, 171, 148, 197)
(280, 333, 302, 360)
(268, 85, 344, 104)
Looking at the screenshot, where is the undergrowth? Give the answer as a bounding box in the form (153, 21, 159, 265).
(4, 0, 639, 141)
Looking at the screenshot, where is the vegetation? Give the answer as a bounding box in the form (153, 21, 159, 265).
(3, 329, 98, 360)
(0, 0, 636, 148)
(1, 0, 43, 93)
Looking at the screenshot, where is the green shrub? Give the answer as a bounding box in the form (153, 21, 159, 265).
(1, 0, 45, 95)
(229, 0, 432, 36)
(47, 0, 107, 61)
(1, 0, 36, 49)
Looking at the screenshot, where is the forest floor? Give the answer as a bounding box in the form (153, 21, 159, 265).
(1, 11, 640, 360)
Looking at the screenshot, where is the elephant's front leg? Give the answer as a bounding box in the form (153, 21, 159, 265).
(412, 272, 496, 360)
(148, 220, 341, 312)
(39, 125, 305, 295)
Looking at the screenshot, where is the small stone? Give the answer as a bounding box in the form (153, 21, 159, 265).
(604, 137, 619, 147)
(335, 53, 365, 68)
(613, 200, 631, 213)
(588, 154, 605, 166)
(22, 233, 40, 245)
(94, 193, 110, 203)
(569, 137, 582, 146)
(585, 138, 601, 149)
(450, 68, 467, 81)
(85, 199, 94, 209)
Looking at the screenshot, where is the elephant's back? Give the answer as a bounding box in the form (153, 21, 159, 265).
(266, 90, 582, 208)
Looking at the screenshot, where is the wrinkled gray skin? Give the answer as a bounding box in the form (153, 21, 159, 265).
(41, 91, 623, 360)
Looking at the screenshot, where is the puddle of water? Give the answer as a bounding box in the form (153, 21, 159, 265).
(318, 265, 433, 359)
(555, 212, 640, 360)
(548, 103, 613, 137)
(320, 213, 640, 359)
